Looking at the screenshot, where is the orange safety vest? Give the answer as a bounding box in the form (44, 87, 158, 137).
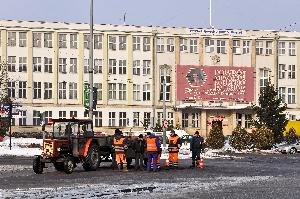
(113, 137, 125, 154)
(147, 137, 158, 152)
(168, 135, 180, 153)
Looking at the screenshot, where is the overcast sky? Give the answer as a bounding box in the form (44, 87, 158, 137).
(1, 0, 300, 31)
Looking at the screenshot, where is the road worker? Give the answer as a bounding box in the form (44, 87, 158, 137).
(167, 129, 181, 169)
(190, 131, 204, 168)
(151, 136, 162, 170)
(112, 130, 128, 172)
(146, 133, 161, 172)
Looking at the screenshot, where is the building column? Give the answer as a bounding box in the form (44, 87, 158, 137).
(1, 30, 7, 64)
(200, 110, 207, 137)
(297, 41, 300, 108)
(102, 33, 108, 105)
(27, 31, 33, 104)
(199, 37, 204, 66)
(251, 39, 257, 102)
(53, 32, 59, 104)
(78, 33, 84, 105)
(228, 38, 233, 66)
(127, 35, 133, 105)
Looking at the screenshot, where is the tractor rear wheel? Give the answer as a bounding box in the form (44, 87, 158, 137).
(33, 156, 44, 174)
(83, 143, 100, 171)
(64, 156, 75, 174)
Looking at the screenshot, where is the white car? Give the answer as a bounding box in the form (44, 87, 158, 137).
(277, 141, 300, 154)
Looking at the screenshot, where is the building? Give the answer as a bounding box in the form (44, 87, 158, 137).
(0, 20, 299, 136)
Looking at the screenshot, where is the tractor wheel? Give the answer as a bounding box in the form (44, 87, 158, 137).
(33, 156, 44, 174)
(53, 162, 64, 171)
(64, 156, 75, 174)
(83, 143, 100, 171)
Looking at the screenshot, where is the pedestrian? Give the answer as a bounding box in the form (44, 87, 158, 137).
(167, 129, 181, 169)
(146, 133, 161, 172)
(190, 131, 204, 168)
(112, 129, 128, 172)
(111, 129, 121, 170)
(133, 134, 145, 171)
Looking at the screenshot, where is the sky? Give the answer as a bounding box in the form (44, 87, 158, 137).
(1, 0, 300, 31)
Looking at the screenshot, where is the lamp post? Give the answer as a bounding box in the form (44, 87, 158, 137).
(161, 64, 169, 147)
(88, 0, 94, 121)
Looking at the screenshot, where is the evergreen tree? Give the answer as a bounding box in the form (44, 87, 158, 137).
(252, 125, 274, 150)
(230, 125, 252, 150)
(285, 127, 298, 144)
(252, 81, 287, 143)
(206, 122, 225, 149)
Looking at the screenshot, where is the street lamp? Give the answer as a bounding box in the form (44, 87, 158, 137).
(161, 64, 169, 147)
(88, 0, 94, 121)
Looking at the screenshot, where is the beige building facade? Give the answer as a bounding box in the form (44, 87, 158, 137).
(0, 20, 299, 136)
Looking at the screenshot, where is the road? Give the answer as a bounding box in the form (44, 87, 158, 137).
(1, 153, 300, 198)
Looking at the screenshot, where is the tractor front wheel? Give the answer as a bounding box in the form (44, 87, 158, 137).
(83, 143, 100, 171)
(64, 156, 75, 174)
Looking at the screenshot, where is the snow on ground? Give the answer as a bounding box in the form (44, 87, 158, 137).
(0, 175, 273, 199)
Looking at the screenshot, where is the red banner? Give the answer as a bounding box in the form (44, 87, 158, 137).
(176, 65, 254, 102)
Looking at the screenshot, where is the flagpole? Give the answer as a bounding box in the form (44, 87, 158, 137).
(210, 0, 212, 28)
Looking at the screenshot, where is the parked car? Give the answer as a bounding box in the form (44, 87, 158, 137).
(277, 141, 300, 154)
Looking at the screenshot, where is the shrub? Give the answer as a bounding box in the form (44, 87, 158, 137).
(285, 127, 298, 144)
(252, 125, 274, 150)
(205, 123, 225, 149)
(230, 125, 252, 150)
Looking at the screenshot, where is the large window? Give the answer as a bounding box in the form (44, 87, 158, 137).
(119, 112, 127, 127)
(190, 38, 198, 53)
(205, 38, 214, 53)
(69, 82, 77, 99)
(256, 41, 263, 55)
(94, 83, 102, 100)
(59, 34, 67, 48)
(192, 113, 200, 128)
(33, 82, 41, 99)
(133, 60, 141, 75)
(119, 35, 126, 50)
(19, 57, 27, 72)
(289, 42, 296, 56)
(70, 58, 77, 73)
(278, 87, 286, 103)
(118, 83, 126, 100)
(94, 111, 102, 127)
(59, 111, 67, 119)
(180, 38, 188, 52)
(59, 58, 67, 73)
(109, 112, 116, 127)
(160, 67, 171, 101)
(288, 88, 296, 104)
(182, 113, 188, 128)
(108, 83, 117, 100)
(33, 57, 41, 72)
(133, 36, 141, 51)
(278, 42, 285, 55)
(109, 35, 116, 50)
(245, 114, 252, 129)
(70, 111, 77, 118)
(143, 37, 150, 51)
(7, 56, 16, 72)
(44, 82, 52, 99)
(143, 112, 151, 127)
(33, 32, 42, 47)
(19, 32, 27, 47)
(7, 31, 16, 47)
(233, 40, 241, 54)
(288, 65, 296, 79)
(278, 64, 285, 79)
(109, 59, 117, 74)
(143, 84, 151, 101)
(7, 82, 15, 98)
(216, 40, 226, 54)
(243, 40, 250, 54)
(33, 110, 41, 126)
(84, 34, 90, 49)
(94, 34, 102, 49)
(84, 59, 89, 73)
(58, 82, 67, 99)
(44, 57, 53, 73)
(70, 34, 77, 49)
(18, 81, 26, 99)
(44, 111, 52, 124)
(133, 84, 140, 101)
(166, 38, 174, 52)
(156, 37, 164, 52)
(44, 33, 52, 48)
(265, 41, 272, 55)
(118, 60, 126, 75)
(143, 60, 151, 75)
(259, 69, 269, 92)
(94, 59, 102, 74)
(19, 111, 27, 126)
(133, 112, 140, 126)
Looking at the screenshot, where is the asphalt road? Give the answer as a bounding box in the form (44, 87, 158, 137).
(1, 153, 300, 199)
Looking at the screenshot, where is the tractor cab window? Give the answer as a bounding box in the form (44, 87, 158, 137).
(81, 123, 93, 137)
(53, 122, 78, 137)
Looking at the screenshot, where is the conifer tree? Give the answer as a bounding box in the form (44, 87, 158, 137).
(285, 127, 298, 144)
(206, 122, 225, 149)
(230, 125, 252, 150)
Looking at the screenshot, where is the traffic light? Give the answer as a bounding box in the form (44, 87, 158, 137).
(92, 87, 97, 110)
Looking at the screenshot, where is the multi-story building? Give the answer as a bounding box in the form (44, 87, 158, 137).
(0, 20, 299, 136)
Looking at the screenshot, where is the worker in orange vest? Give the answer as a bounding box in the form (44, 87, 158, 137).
(112, 130, 128, 172)
(146, 133, 161, 172)
(151, 136, 162, 170)
(167, 129, 181, 169)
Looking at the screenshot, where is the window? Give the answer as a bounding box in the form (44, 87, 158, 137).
(278, 87, 286, 103)
(143, 84, 151, 101)
(143, 112, 151, 127)
(133, 112, 140, 126)
(109, 35, 116, 50)
(69, 82, 77, 99)
(59, 34, 67, 48)
(205, 38, 214, 53)
(7, 31, 16, 47)
(168, 112, 174, 126)
(233, 40, 241, 54)
(192, 113, 200, 128)
(259, 69, 269, 92)
(58, 82, 67, 99)
(166, 38, 174, 52)
(289, 42, 296, 56)
(278, 64, 285, 79)
(288, 65, 295, 79)
(180, 38, 188, 52)
(118, 60, 126, 75)
(243, 40, 250, 54)
(7, 82, 15, 98)
(44, 57, 53, 73)
(33, 82, 42, 99)
(119, 112, 127, 127)
(94, 111, 102, 127)
(157, 112, 163, 125)
(278, 42, 285, 55)
(33, 32, 41, 47)
(7, 56, 16, 72)
(182, 113, 188, 128)
(19, 57, 27, 72)
(94, 59, 102, 74)
(143, 37, 150, 51)
(59, 111, 67, 119)
(288, 88, 296, 104)
(18, 81, 26, 99)
(94, 83, 102, 100)
(160, 67, 171, 101)
(94, 34, 102, 49)
(245, 114, 252, 129)
(70, 111, 77, 118)
(133, 84, 140, 101)
(133, 60, 141, 75)
(108, 59, 117, 74)
(44, 111, 52, 124)
(190, 38, 198, 53)
(156, 37, 164, 52)
(143, 60, 151, 75)
(256, 41, 263, 55)
(236, 113, 243, 126)
(119, 35, 126, 50)
(108, 83, 117, 100)
(133, 36, 141, 51)
(33, 57, 41, 72)
(84, 59, 89, 73)
(109, 112, 116, 127)
(84, 34, 90, 49)
(19, 32, 27, 47)
(70, 34, 77, 49)
(119, 83, 126, 100)
(266, 41, 272, 55)
(59, 58, 67, 73)
(70, 58, 77, 73)
(19, 111, 26, 126)
(217, 40, 226, 54)
(44, 82, 52, 99)
(44, 33, 52, 48)
(33, 110, 41, 126)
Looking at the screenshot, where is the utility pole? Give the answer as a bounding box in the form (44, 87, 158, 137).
(162, 64, 168, 147)
(89, 0, 94, 121)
